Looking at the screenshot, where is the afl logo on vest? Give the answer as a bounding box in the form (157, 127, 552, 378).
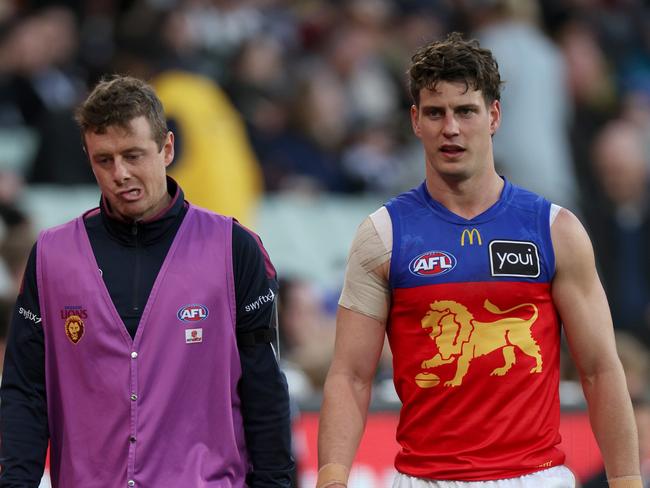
(489, 240, 540, 277)
(409, 251, 457, 277)
(177, 304, 209, 322)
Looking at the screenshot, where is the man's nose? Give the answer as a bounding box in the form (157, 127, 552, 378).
(442, 113, 460, 137)
(112, 158, 130, 182)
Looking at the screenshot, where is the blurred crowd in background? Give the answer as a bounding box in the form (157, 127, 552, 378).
(1, 0, 650, 477)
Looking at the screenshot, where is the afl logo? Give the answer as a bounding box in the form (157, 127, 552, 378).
(177, 304, 209, 322)
(409, 251, 457, 277)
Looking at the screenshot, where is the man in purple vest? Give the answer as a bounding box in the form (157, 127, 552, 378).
(0, 75, 294, 487)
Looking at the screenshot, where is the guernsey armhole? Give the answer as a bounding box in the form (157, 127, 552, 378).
(369, 206, 393, 255)
(549, 204, 562, 226)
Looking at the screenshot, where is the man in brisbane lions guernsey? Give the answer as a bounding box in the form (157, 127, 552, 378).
(0, 76, 294, 487)
(317, 33, 642, 488)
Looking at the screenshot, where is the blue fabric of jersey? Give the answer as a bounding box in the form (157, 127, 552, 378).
(385, 178, 555, 289)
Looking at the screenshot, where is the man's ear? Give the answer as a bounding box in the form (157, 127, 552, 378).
(489, 100, 501, 135)
(81, 134, 89, 160)
(411, 105, 421, 138)
(163, 131, 175, 167)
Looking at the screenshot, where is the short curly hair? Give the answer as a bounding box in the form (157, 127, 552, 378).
(75, 75, 168, 150)
(408, 32, 503, 107)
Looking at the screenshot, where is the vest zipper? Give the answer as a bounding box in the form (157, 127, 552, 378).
(131, 222, 140, 315)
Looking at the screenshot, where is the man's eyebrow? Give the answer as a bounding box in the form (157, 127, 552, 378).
(420, 102, 480, 111)
(89, 150, 111, 159)
(90, 146, 146, 158)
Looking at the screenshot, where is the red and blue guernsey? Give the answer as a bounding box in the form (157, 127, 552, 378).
(385, 178, 564, 480)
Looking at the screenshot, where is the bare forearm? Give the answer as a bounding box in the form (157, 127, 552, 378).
(317, 306, 386, 487)
(317, 370, 374, 484)
(581, 368, 640, 478)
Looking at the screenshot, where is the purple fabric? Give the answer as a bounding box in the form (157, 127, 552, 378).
(37, 205, 249, 487)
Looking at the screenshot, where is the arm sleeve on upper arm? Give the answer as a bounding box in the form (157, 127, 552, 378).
(339, 209, 392, 323)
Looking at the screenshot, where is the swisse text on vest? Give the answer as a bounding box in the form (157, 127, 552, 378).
(489, 240, 540, 277)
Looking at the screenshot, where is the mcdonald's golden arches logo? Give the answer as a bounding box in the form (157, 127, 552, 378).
(461, 228, 482, 246)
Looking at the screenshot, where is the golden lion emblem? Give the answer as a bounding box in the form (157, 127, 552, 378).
(65, 315, 85, 344)
(419, 299, 541, 387)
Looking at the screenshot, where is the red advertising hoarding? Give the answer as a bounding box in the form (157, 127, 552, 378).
(293, 410, 603, 487)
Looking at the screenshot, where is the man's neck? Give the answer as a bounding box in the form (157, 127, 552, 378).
(425, 171, 504, 220)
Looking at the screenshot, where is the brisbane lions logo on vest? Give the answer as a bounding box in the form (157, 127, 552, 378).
(61, 306, 87, 344)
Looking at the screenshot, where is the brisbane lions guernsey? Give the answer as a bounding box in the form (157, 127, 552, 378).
(385, 178, 564, 480)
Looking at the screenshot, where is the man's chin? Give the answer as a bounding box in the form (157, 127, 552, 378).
(437, 168, 472, 182)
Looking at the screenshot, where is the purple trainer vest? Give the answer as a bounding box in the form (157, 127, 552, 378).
(36, 205, 249, 488)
